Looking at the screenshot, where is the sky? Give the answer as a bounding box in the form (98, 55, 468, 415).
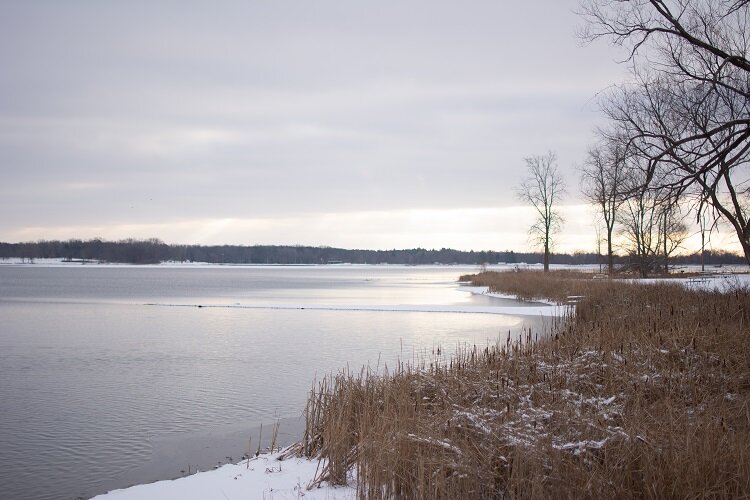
(3, 0, 732, 253)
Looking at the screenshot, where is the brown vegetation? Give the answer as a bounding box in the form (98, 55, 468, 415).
(463, 269, 602, 304)
(295, 271, 750, 498)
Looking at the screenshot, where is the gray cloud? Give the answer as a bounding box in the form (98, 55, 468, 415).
(0, 0, 627, 246)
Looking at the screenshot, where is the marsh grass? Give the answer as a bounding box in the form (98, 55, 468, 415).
(297, 271, 750, 498)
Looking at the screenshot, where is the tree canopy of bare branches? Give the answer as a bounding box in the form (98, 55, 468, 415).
(580, 136, 627, 272)
(580, 0, 750, 263)
(517, 152, 566, 272)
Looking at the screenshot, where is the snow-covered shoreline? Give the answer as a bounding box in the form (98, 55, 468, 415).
(93, 447, 356, 500)
(463, 285, 560, 306)
(631, 272, 750, 292)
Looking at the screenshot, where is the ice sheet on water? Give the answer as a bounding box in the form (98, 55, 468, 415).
(145, 301, 569, 317)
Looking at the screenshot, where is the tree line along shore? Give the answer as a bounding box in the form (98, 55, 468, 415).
(1, 239, 746, 267)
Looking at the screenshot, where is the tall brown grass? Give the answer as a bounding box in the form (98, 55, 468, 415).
(295, 271, 750, 498)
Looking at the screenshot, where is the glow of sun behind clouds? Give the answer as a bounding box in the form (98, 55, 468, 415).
(8, 205, 604, 254)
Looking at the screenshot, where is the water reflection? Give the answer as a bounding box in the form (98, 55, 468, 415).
(0, 265, 549, 500)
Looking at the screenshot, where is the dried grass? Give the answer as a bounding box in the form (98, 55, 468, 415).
(297, 271, 750, 498)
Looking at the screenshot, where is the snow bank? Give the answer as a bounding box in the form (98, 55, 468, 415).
(465, 285, 559, 306)
(634, 272, 750, 293)
(93, 448, 355, 500)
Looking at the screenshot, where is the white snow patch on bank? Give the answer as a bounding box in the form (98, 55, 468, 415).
(93, 448, 355, 500)
(464, 286, 562, 306)
(659, 273, 750, 293)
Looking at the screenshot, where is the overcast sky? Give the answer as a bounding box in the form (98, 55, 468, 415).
(0, 0, 656, 251)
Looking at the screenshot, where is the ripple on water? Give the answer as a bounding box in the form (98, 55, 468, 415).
(0, 266, 544, 500)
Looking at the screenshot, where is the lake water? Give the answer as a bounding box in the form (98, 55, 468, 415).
(0, 264, 549, 500)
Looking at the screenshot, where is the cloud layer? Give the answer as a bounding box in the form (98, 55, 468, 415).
(0, 0, 628, 249)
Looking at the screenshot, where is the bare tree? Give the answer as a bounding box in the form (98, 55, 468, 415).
(580, 136, 627, 273)
(611, 150, 690, 276)
(580, 0, 750, 263)
(618, 171, 663, 277)
(517, 152, 566, 272)
(659, 193, 689, 273)
(600, 72, 750, 262)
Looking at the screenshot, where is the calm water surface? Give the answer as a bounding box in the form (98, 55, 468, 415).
(0, 264, 546, 500)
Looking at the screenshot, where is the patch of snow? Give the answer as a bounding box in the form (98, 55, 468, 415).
(453, 410, 492, 435)
(93, 448, 356, 500)
(555, 437, 609, 456)
(468, 286, 560, 306)
(633, 272, 750, 293)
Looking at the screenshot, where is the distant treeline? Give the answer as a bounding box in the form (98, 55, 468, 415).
(0, 239, 746, 266)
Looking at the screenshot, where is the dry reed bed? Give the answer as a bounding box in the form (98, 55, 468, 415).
(296, 271, 750, 499)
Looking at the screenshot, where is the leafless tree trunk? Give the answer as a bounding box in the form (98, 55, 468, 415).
(698, 202, 710, 272)
(517, 151, 566, 272)
(594, 223, 604, 273)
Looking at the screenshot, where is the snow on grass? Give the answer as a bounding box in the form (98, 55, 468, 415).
(554, 437, 610, 456)
(93, 447, 356, 500)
